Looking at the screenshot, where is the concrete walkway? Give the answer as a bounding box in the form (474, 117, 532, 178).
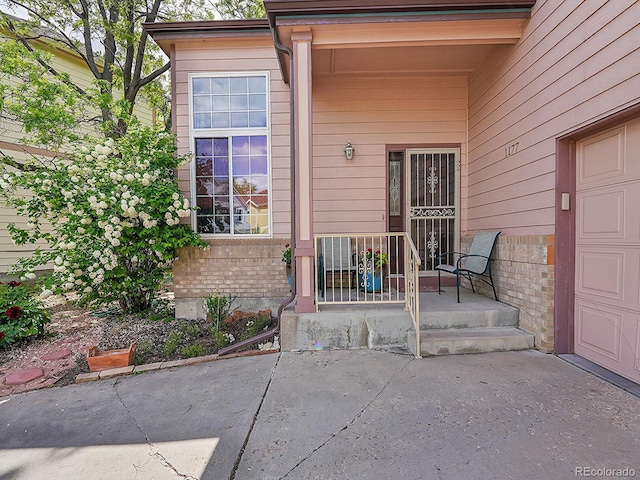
(0, 350, 639, 479)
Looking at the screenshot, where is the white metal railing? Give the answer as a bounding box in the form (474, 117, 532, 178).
(314, 233, 422, 357)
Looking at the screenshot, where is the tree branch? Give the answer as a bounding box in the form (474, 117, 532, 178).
(80, 0, 102, 78)
(137, 61, 170, 90)
(4, 18, 87, 97)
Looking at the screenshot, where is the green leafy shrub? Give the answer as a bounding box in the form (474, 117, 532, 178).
(0, 125, 207, 313)
(202, 290, 239, 332)
(243, 312, 272, 340)
(134, 340, 154, 364)
(214, 330, 235, 348)
(163, 321, 202, 355)
(178, 343, 206, 358)
(163, 331, 182, 355)
(0, 281, 50, 348)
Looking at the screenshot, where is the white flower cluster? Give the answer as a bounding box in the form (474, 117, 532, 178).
(0, 173, 16, 190)
(80, 139, 117, 165)
(165, 192, 191, 226)
(2, 130, 200, 307)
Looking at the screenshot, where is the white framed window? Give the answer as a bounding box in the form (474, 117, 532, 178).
(190, 73, 270, 236)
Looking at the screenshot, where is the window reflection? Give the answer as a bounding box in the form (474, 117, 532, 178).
(195, 134, 269, 235)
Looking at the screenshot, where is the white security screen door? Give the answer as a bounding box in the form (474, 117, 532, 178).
(406, 148, 460, 274)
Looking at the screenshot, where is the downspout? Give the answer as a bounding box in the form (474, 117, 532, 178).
(218, 26, 296, 355)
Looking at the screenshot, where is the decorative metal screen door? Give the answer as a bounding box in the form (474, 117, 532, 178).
(406, 149, 460, 274)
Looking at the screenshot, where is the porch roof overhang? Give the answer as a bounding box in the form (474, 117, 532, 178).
(143, 19, 272, 55)
(264, 0, 536, 81)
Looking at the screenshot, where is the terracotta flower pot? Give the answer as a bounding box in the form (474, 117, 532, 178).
(87, 342, 137, 372)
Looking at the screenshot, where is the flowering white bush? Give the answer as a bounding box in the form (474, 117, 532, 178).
(0, 125, 205, 313)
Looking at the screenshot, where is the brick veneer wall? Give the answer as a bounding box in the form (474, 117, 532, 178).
(173, 238, 291, 319)
(460, 234, 556, 353)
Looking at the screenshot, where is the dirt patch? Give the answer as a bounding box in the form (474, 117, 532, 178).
(0, 298, 278, 397)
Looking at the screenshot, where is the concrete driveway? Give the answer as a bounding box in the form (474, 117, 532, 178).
(1, 350, 639, 479)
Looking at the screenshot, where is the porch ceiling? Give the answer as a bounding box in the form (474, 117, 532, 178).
(313, 44, 496, 76)
(276, 16, 527, 77)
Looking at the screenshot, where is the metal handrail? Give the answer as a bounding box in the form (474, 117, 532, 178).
(314, 232, 422, 358)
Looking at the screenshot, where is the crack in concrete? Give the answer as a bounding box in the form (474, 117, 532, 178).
(112, 378, 197, 480)
(228, 352, 282, 480)
(280, 356, 414, 479)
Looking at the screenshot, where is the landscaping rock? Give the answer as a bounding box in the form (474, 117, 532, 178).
(41, 349, 73, 361)
(5, 368, 44, 385)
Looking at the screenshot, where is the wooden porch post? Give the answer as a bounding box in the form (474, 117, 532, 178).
(292, 30, 315, 313)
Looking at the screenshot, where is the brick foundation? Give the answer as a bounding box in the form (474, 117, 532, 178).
(460, 234, 555, 353)
(173, 238, 291, 319)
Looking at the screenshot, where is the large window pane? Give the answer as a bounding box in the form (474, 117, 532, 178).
(193, 96, 211, 112)
(231, 94, 248, 110)
(196, 157, 212, 177)
(192, 78, 210, 94)
(249, 111, 267, 128)
(251, 157, 268, 175)
(231, 112, 249, 128)
(249, 76, 266, 93)
(211, 77, 229, 94)
(249, 136, 267, 155)
(233, 158, 250, 176)
(249, 94, 266, 110)
(212, 113, 230, 128)
(192, 74, 269, 235)
(194, 114, 211, 129)
(230, 77, 248, 93)
(213, 96, 230, 112)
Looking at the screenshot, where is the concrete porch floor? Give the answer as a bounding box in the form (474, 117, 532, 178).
(281, 288, 531, 354)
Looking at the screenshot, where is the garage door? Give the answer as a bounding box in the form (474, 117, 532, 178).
(575, 117, 640, 384)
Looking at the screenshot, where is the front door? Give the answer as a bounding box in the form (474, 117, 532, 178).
(406, 148, 460, 274)
(574, 118, 640, 384)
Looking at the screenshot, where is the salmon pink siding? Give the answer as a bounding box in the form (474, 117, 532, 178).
(312, 75, 468, 234)
(464, 0, 640, 351)
(171, 38, 292, 237)
(169, 38, 293, 316)
(468, 0, 640, 234)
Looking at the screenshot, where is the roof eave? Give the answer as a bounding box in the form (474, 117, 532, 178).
(143, 19, 272, 54)
(264, 0, 536, 27)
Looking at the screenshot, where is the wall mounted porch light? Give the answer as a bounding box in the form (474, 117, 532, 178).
(343, 140, 355, 160)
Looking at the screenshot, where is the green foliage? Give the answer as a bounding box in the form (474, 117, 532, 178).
(178, 343, 205, 358)
(0, 40, 82, 149)
(243, 312, 272, 340)
(282, 243, 291, 264)
(203, 290, 239, 332)
(0, 125, 207, 313)
(163, 331, 182, 355)
(0, 281, 50, 348)
(135, 340, 154, 364)
(163, 320, 202, 355)
(214, 329, 234, 348)
(214, 0, 266, 19)
(0, 1, 219, 138)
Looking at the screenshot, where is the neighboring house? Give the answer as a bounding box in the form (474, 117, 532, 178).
(0, 18, 157, 276)
(146, 0, 640, 384)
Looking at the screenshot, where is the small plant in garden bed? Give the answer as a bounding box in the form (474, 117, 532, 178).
(0, 280, 50, 348)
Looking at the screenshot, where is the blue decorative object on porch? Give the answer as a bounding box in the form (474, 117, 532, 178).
(358, 259, 384, 293)
(359, 270, 383, 292)
(436, 231, 501, 303)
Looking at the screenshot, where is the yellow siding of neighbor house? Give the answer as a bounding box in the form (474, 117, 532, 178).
(467, 0, 640, 235)
(312, 74, 468, 234)
(172, 38, 291, 237)
(0, 37, 157, 273)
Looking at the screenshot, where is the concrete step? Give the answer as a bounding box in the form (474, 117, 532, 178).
(408, 327, 534, 357)
(419, 290, 519, 329)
